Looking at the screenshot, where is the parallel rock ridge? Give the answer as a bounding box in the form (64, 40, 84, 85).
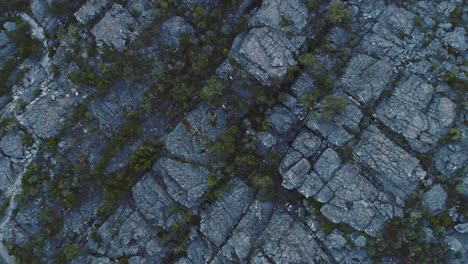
(0, 0, 466, 264)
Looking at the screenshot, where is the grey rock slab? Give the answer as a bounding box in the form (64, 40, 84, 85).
(160, 16, 194, 51)
(306, 118, 353, 147)
(319, 165, 394, 236)
(164, 104, 226, 165)
(422, 184, 447, 215)
(353, 125, 426, 200)
(200, 179, 253, 247)
(154, 158, 209, 208)
(249, 0, 310, 35)
(251, 209, 331, 263)
(132, 173, 176, 228)
(182, 0, 220, 10)
(313, 148, 342, 181)
(19, 82, 86, 139)
(74, 0, 112, 24)
(291, 130, 321, 158)
(211, 200, 274, 263)
(455, 223, 468, 234)
(0, 155, 15, 192)
(281, 158, 311, 190)
(340, 53, 393, 105)
(230, 27, 305, 86)
(376, 75, 456, 152)
(90, 82, 148, 137)
(0, 131, 25, 159)
(443, 27, 467, 51)
(268, 105, 298, 135)
(291, 73, 315, 98)
(91, 4, 139, 51)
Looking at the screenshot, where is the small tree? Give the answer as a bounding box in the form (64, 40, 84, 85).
(200, 76, 226, 103)
(328, 0, 352, 26)
(322, 96, 346, 121)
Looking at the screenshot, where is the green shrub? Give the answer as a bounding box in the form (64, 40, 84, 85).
(129, 141, 163, 172)
(328, 0, 352, 26)
(439, 127, 463, 144)
(200, 76, 226, 103)
(298, 53, 323, 75)
(322, 96, 346, 121)
(337, 145, 353, 163)
(7, 21, 42, 59)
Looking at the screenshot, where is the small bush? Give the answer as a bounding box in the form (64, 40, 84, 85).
(200, 76, 226, 103)
(322, 96, 346, 121)
(129, 141, 163, 172)
(328, 0, 352, 26)
(298, 53, 323, 75)
(439, 127, 463, 144)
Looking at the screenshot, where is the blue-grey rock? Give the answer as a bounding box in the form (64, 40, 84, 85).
(229, 27, 305, 86)
(353, 125, 426, 200)
(291, 130, 321, 158)
(291, 73, 315, 98)
(154, 158, 209, 208)
(160, 16, 194, 51)
(340, 54, 393, 105)
(281, 158, 310, 190)
(268, 106, 297, 135)
(91, 4, 139, 51)
(200, 179, 253, 247)
(423, 184, 447, 215)
(74, 0, 112, 25)
(164, 104, 226, 165)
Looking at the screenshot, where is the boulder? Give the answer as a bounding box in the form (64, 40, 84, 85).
(153, 158, 209, 208)
(160, 16, 194, 51)
(422, 184, 447, 215)
(91, 4, 139, 51)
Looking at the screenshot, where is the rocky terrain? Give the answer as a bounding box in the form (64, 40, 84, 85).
(0, 0, 466, 263)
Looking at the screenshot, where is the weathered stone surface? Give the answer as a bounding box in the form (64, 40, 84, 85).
(91, 4, 138, 51)
(291, 73, 314, 98)
(19, 82, 85, 139)
(0, 31, 16, 69)
(435, 143, 468, 177)
(230, 27, 305, 86)
(256, 131, 277, 156)
(249, 0, 310, 35)
(353, 125, 426, 200)
(200, 179, 253, 246)
(164, 104, 226, 165)
(90, 82, 148, 136)
(340, 54, 393, 105)
(154, 158, 209, 208)
(0, 132, 25, 159)
(251, 209, 331, 263)
(74, 0, 112, 24)
(313, 148, 342, 181)
(160, 16, 194, 50)
(306, 118, 353, 147)
(282, 158, 311, 190)
(319, 165, 396, 236)
(442, 27, 467, 51)
(211, 200, 274, 263)
(268, 106, 298, 135)
(132, 173, 176, 228)
(182, 0, 220, 10)
(376, 75, 456, 152)
(423, 184, 447, 215)
(97, 207, 166, 261)
(291, 130, 321, 158)
(0, 155, 14, 192)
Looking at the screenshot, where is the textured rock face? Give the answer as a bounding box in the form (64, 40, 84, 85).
(154, 158, 209, 208)
(19, 82, 86, 139)
(200, 179, 253, 246)
(164, 104, 226, 165)
(0, 31, 15, 69)
(90, 82, 148, 136)
(251, 209, 331, 263)
(250, 0, 310, 35)
(230, 27, 304, 86)
(340, 54, 393, 105)
(91, 4, 138, 51)
(354, 126, 426, 200)
(319, 165, 396, 236)
(160, 16, 194, 50)
(74, 0, 112, 25)
(376, 75, 456, 152)
(423, 184, 447, 215)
